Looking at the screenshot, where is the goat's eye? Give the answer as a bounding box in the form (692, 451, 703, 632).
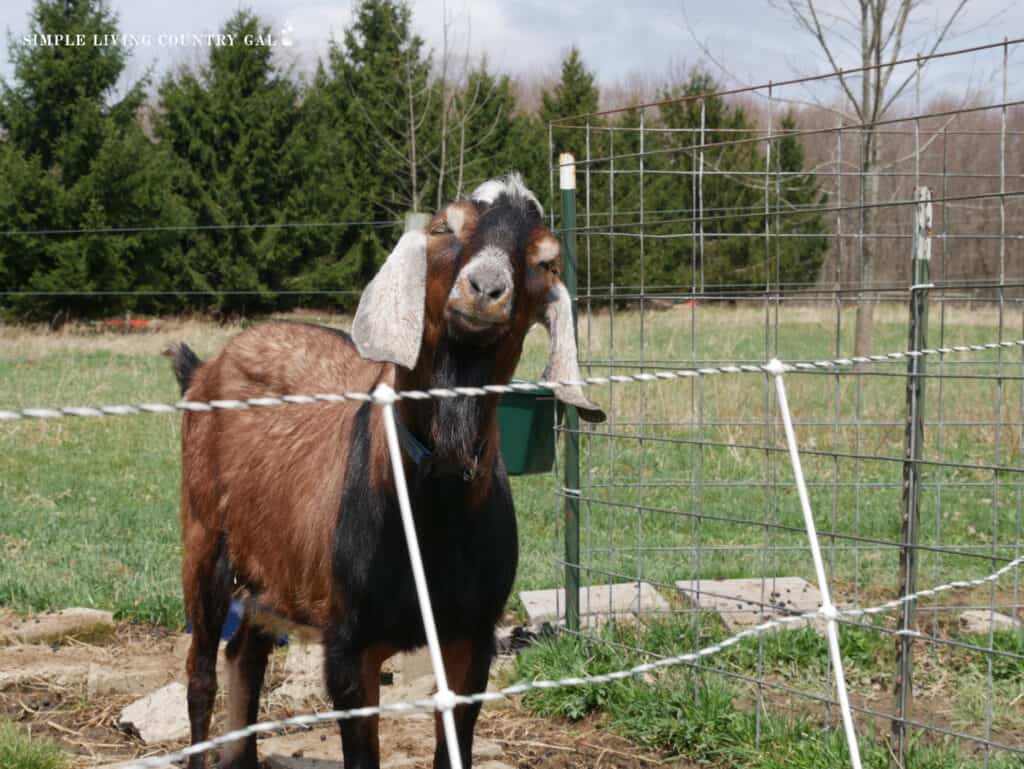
(538, 260, 558, 275)
(430, 221, 452, 235)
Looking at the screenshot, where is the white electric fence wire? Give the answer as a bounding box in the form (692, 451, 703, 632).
(115, 552, 1024, 769)
(767, 359, 863, 769)
(377, 384, 464, 769)
(3, 339, 1024, 422)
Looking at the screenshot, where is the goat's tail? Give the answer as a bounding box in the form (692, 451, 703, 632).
(163, 342, 202, 396)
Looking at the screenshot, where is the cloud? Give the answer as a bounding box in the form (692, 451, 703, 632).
(0, 0, 1019, 103)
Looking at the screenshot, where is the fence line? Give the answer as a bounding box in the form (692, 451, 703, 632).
(3, 338, 1023, 422)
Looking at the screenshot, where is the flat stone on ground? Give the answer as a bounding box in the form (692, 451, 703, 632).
(675, 577, 824, 632)
(88, 661, 172, 697)
(381, 673, 435, 709)
(519, 582, 670, 626)
(960, 609, 1021, 634)
(269, 641, 326, 706)
(1, 607, 114, 645)
(392, 646, 432, 681)
(0, 643, 94, 689)
(285, 641, 325, 678)
(119, 682, 190, 744)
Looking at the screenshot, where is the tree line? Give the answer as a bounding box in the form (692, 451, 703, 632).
(0, 0, 827, 321)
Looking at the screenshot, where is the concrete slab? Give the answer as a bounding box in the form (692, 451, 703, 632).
(675, 577, 825, 633)
(1, 608, 114, 645)
(519, 582, 670, 626)
(960, 609, 1021, 634)
(118, 682, 190, 744)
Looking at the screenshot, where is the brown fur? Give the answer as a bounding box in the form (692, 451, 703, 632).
(181, 323, 390, 630)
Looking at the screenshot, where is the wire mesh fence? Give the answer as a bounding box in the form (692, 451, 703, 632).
(550, 38, 1024, 767)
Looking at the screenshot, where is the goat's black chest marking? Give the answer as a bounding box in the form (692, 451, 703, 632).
(333, 403, 517, 651)
(394, 411, 486, 481)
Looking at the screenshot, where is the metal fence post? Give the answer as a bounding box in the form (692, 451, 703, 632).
(893, 186, 932, 765)
(559, 152, 581, 633)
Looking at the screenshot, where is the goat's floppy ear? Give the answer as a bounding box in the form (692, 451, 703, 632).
(352, 231, 427, 370)
(543, 283, 606, 423)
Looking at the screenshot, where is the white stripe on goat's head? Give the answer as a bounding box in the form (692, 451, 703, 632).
(351, 174, 605, 422)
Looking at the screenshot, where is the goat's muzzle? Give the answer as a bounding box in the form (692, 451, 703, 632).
(444, 247, 513, 342)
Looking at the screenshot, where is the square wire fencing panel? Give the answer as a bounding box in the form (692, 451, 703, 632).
(546, 39, 1024, 766)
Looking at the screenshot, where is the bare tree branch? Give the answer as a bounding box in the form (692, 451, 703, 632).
(879, 0, 968, 114)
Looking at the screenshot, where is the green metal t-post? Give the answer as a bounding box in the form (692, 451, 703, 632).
(559, 153, 581, 633)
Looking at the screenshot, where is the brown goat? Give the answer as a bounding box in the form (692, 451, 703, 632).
(170, 175, 605, 769)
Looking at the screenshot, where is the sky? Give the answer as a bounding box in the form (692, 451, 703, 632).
(1, 0, 1021, 107)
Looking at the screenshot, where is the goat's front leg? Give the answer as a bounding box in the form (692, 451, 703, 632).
(324, 632, 392, 769)
(433, 636, 495, 769)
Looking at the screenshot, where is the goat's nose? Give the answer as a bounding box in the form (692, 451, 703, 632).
(467, 271, 510, 304)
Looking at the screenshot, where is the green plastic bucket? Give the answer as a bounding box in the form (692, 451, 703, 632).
(498, 382, 562, 475)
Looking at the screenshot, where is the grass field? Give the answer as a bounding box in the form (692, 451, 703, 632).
(1, 304, 1022, 623)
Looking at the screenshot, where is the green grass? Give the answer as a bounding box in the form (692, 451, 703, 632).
(0, 722, 66, 769)
(512, 619, 1024, 768)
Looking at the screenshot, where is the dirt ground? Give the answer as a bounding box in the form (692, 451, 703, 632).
(0, 620, 682, 769)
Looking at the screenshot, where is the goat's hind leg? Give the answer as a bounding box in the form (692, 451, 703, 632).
(182, 534, 233, 769)
(219, 615, 275, 769)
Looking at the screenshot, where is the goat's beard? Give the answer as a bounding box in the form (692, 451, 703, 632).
(429, 336, 496, 470)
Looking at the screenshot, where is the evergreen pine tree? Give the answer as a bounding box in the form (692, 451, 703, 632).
(540, 47, 600, 161)
(0, 0, 190, 320)
(273, 62, 368, 308)
(336, 0, 436, 220)
(157, 10, 299, 314)
(775, 113, 827, 286)
(0, 0, 143, 185)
